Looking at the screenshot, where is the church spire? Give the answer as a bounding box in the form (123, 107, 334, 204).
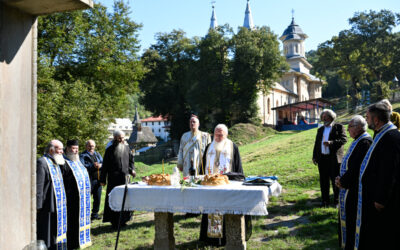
(210, 2, 218, 29)
(133, 105, 141, 126)
(243, 0, 254, 30)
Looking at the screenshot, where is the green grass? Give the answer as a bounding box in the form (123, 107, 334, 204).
(88, 124, 368, 249)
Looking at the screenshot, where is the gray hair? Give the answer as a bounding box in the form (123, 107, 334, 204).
(320, 109, 336, 121)
(214, 124, 228, 135)
(379, 99, 392, 113)
(85, 139, 95, 146)
(350, 115, 367, 132)
(113, 130, 125, 138)
(44, 139, 63, 154)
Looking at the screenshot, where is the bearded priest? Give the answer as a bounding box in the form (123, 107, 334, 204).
(199, 124, 251, 246)
(100, 130, 136, 229)
(37, 140, 68, 250)
(63, 139, 92, 249)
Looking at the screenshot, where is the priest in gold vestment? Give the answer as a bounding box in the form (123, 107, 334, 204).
(177, 115, 211, 176)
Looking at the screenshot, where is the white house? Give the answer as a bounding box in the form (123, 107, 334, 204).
(107, 118, 133, 141)
(141, 116, 170, 142)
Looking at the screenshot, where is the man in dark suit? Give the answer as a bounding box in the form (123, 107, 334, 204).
(313, 109, 347, 207)
(80, 139, 103, 220)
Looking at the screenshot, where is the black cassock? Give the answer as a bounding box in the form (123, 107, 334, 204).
(100, 143, 135, 228)
(198, 142, 252, 246)
(338, 135, 372, 250)
(37, 155, 61, 250)
(60, 159, 86, 249)
(358, 128, 400, 249)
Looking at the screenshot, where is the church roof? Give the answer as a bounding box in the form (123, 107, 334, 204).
(243, 0, 254, 30)
(287, 69, 322, 82)
(210, 5, 218, 29)
(279, 17, 308, 42)
(272, 82, 296, 96)
(141, 115, 168, 122)
(128, 126, 158, 147)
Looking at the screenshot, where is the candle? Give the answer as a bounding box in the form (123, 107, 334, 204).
(162, 159, 164, 174)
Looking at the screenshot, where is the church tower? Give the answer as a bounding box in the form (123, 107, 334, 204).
(243, 0, 254, 30)
(210, 4, 218, 29)
(279, 17, 308, 62)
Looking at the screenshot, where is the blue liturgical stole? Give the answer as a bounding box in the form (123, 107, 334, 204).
(354, 123, 396, 250)
(338, 132, 370, 248)
(44, 156, 67, 250)
(65, 158, 92, 248)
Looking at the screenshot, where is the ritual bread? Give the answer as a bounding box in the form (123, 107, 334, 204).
(201, 173, 230, 186)
(147, 174, 171, 186)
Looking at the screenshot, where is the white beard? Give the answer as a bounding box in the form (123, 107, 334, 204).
(66, 153, 80, 162)
(54, 153, 65, 165)
(214, 139, 226, 152)
(115, 143, 126, 158)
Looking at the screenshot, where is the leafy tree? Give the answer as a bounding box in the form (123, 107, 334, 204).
(190, 25, 233, 128)
(231, 26, 288, 124)
(140, 30, 197, 140)
(314, 10, 400, 107)
(140, 26, 287, 139)
(37, 1, 143, 154)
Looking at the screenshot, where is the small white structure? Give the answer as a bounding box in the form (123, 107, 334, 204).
(141, 116, 170, 142)
(107, 118, 133, 141)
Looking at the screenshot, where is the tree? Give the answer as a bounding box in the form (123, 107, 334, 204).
(140, 30, 197, 140)
(314, 10, 400, 107)
(37, 1, 143, 154)
(189, 25, 233, 128)
(231, 26, 288, 124)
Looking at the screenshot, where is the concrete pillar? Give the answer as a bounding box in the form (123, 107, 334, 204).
(225, 214, 246, 250)
(154, 212, 175, 250)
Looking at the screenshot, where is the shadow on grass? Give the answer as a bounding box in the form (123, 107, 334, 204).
(91, 218, 154, 236)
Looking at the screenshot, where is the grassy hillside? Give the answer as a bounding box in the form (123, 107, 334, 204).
(89, 126, 360, 249)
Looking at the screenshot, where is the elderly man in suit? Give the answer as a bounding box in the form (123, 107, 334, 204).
(313, 109, 347, 207)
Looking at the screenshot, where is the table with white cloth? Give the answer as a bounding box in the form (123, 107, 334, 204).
(109, 181, 282, 250)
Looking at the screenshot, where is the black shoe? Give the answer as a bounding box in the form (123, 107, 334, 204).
(91, 214, 101, 220)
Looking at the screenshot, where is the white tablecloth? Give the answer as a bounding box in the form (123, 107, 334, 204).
(108, 181, 282, 216)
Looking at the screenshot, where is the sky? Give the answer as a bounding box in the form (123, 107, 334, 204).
(96, 0, 399, 54)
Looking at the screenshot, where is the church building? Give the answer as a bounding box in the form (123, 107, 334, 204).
(210, 1, 332, 128)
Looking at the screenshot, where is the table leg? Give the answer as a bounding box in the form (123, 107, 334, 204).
(154, 212, 175, 250)
(225, 214, 246, 250)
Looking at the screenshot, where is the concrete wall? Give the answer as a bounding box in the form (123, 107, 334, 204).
(0, 4, 36, 249)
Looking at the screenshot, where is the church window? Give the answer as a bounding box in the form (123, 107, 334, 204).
(276, 100, 279, 107)
(267, 98, 270, 114)
(152, 122, 154, 125)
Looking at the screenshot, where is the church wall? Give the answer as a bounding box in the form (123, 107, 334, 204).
(0, 5, 36, 249)
(258, 89, 294, 125)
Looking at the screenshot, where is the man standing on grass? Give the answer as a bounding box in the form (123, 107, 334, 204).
(80, 139, 103, 221)
(63, 139, 92, 249)
(335, 115, 372, 249)
(199, 124, 249, 246)
(354, 101, 400, 249)
(312, 109, 347, 207)
(100, 130, 136, 229)
(37, 140, 67, 250)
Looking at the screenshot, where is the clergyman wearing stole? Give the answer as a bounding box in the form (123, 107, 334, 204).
(177, 115, 211, 176)
(199, 124, 250, 246)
